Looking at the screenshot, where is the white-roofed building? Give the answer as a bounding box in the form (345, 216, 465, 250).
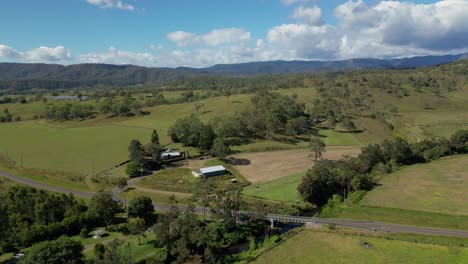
(160, 149, 182, 159)
(192, 165, 226, 178)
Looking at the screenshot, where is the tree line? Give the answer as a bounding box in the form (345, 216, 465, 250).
(298, 130, 468, 206)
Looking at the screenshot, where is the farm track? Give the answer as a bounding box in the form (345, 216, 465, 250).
(2, 168, 468, 238)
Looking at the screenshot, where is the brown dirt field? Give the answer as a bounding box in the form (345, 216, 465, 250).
(231, 146, 361, 183)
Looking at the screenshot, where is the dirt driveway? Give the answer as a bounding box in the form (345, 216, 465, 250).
(230, 146, 361, 184)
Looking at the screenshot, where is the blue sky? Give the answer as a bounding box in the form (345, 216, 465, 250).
(1, 0, 467, 67)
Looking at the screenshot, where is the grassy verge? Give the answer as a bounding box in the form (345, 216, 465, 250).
(243, 172, 304, 202)
(121, 188, 190, 205)
(337, 205, 468, 231)
(0, 156, 92, 192)
(252, 229, 468, 264)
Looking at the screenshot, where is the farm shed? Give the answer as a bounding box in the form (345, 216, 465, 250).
(192, 165, 226, 178)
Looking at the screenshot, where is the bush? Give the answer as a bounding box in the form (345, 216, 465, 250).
(126, 161, 141, 178)
(80, 227, 88, 238)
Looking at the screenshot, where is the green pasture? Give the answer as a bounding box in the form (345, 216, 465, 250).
(337, 205, 468, 231)
(361, 155, 468, 216)
(121, 188, 190, 205)
(253, 230, 468, 264)
(0, 121, 152, 174)
(243, 172, 304, 202)
(134, 167, 247, 193)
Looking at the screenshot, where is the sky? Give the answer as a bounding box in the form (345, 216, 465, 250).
(1, 0, 468, 67)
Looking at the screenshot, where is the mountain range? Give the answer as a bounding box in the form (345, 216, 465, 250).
(1, 52, 467, 90)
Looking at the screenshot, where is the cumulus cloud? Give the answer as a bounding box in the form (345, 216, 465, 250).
(0, 44, 72, 63)
(27, 46, 72, 62)
(0, 45, 23, 59)
(86, 0, 134, 11)
(291, 5, 324, 26)
(335, 0, 468, 58)
(79, 47, 157, 65)
(167, 28, 251, 47)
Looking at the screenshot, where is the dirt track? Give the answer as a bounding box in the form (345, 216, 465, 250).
(231, 146, 361, 183)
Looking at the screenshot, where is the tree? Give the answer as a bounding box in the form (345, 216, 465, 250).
(87, 191, 122, 227)
(93, 243, 105, 261)
(212, 186, 243, 227)
(211, 138, 231, 161)
(194, 101, 204, 114)
(125, 161, 141, 178)
(150, 129, 160, 145)
(297, 160, 342, 206)
(309, 136, 326, 161)
(117, 178, 127, 190)
(128, 139, 144, 162)
(450, 129, 468, 154)
(192, 178, 215, 221)
(18, 236, 84, 264)
(223, 90, 232, 103)
(341, 117, 357, 132)
(198, 125, 215, 154)
(98, 98, 113, 117)
(127, 217, 146, 245)
(128, 196, 154, 220)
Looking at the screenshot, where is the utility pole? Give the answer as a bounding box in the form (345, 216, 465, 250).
(20, 154, 23, 168)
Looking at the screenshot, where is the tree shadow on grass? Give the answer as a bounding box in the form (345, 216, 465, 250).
(226, 157, 251, 166)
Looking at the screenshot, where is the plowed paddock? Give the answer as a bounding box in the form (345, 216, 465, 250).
(231, 146, 361, 183)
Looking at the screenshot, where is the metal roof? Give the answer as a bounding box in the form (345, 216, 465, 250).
(199, 165, 226, 174)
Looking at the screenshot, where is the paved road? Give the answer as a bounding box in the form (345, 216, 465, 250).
(266, 214, 468, 238)
(0, 169, 94, 198)
(2, 170, 468, 238)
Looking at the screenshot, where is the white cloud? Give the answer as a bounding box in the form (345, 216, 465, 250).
(0, 44, 72, 63)
(167, 28, 251, 47)
(27, 46, 72, 62)
(0, 45, 23, 59)
(267, 23, 339, 60)
(281, 0, 310, 6)
(335, 0, 468, 58)
(86, 0, 134, 11)
(291, 5, 324, 26)
(79, 47, 157, 65)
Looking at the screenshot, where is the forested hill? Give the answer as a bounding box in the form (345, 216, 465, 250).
(193, 53, 468, 75)
(0, 52, 467, 90)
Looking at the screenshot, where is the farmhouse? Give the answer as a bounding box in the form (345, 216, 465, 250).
(192, 165, 226, 178)
(51, 95, 89, 101)
(160, 149, 182, 159)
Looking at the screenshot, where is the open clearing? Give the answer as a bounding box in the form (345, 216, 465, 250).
(243, 171, 304, 202)
(361, 155, 468, 216)
(232, 146, 361, 184)
(253, 230, 468, 264)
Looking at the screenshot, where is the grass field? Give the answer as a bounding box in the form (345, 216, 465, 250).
(231, 146, 360, 184)
(0, 121, 152, 174)
(336, 205, 468, 231)
(133, 166, 248, 193)
(360, 155, 468, 216)
(253, 230, 468, 264)
(243, 171, 304, 202)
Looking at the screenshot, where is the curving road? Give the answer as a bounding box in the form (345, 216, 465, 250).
(2, 169, 468, 238)
(0, 169, 94, 198)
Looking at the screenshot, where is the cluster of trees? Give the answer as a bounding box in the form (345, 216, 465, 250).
(0, 187, 126, 254)
(148, 187, 263, 264)
(299, 130, 468, 206)
(0, 95, 27, 104)
(98, 95, 143, 117)
(0, 108, 20, 122)
(169, 91, 310, 158)
(126, 130, 165, 177)
(44, 104, 95, 120)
